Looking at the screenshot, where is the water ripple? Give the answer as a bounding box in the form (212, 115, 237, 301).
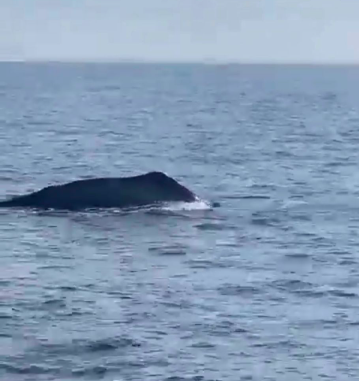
(1, 63, 359, 380)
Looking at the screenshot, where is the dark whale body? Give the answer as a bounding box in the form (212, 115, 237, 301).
(0, 171, 200, 211)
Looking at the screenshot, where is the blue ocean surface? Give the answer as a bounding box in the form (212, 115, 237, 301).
(1, 63, 359, 381)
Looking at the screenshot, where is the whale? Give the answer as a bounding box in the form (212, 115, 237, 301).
(0, 171, 211, 211)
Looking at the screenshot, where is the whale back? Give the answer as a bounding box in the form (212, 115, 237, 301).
(0, 171, 197, 210)
(130, 171, 196, 202)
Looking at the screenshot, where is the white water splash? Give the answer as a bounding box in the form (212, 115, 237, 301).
(161, 199, 212, 211)
(5, 198, 214, 217)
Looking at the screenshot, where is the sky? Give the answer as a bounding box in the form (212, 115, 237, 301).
(0, 0, 358, 63)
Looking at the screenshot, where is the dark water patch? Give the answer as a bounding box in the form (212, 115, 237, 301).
(294, 231, 320, 239)
(275, 149, 294, 158)
(72, 365, 108, 377)
(58, 285, 78, 292)
(191, 341, 216, 349)
(339, 258, 357, 266)
(328, 289, 358, 299)
(190, 319, 247, 337)
(27, 119, 52, 127)
(86, 337, 141, 352)
(166, 377, 199, 381)
(224, 194, 270, 200)
(149, 245, 187, 256)
(251, 339, 304, 350)
(187, 258, 239, 269)
(271, 279, 313, 290)
(215, 320, 248, 334)
(284, 253, 310, 260)
(216, 312, 248, 327)
(0, 176, 21, 183)
(270, 279, 326, 298)
(251, 216, 280, 227)
(297, 318, 339, 329)
(42, 298, 66, 308)
(145, 329, 168, 339)
(39, 265, 71, 270)
(321, 91, 337, 101)
(35, 336, 141, 358)
(251, 211, 282, 227)
(290, 213, 312, 222)
(107, 289, 133, 299)
(218, 284, 262, 298)
(250, 183, 277, 192)
(161, 299, 193, 310)
(292, 288, 326, 298)
(324, 160, 351, 168)
(82, 283, 97, 289)
(195, 222, 228, 231)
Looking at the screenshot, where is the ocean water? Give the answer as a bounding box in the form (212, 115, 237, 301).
(1, 63, 359, 381)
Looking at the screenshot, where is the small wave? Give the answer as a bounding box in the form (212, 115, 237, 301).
(72, 365, 108, 377)
(195, 222, 226, 231)
(224, 194, 270, 200)
(149, 244, 187, 256)
(251, 215, 281, 227)
(36, 335, 140, 356)
(0, 363, 57, 375)
(218, 284, 262, 297)
(328, 289, 358, 298)
(271, 279, 314, 291)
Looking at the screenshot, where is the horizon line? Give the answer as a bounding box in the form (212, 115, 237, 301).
(0, 58, 359, 66)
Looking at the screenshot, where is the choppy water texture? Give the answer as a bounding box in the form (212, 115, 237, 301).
(1, 63, 359, 381)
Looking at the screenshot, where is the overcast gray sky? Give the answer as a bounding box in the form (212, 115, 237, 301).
(0, 0, 358, 63)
